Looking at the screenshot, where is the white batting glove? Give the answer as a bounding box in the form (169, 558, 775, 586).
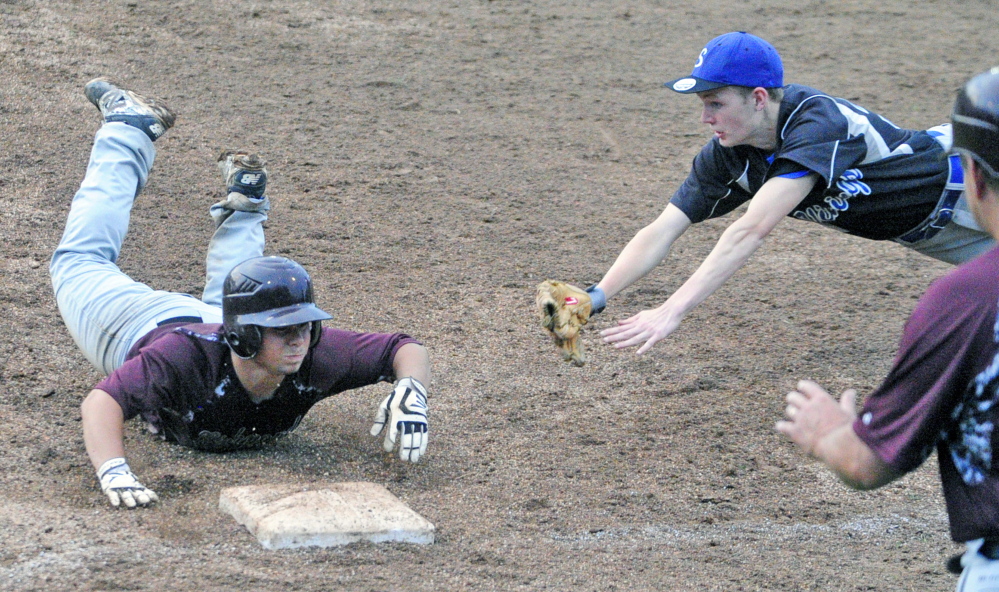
(370, 377, 429, 463)
(97, 458, 159, 508)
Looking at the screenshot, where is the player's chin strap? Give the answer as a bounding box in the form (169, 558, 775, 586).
(585, 285, 607, 315)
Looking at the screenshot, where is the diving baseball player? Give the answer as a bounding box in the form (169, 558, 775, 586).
(52, 78, 431, 509)
(540, 32, 995, 362)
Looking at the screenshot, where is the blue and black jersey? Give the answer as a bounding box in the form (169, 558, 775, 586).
(670, 84, 950, 240)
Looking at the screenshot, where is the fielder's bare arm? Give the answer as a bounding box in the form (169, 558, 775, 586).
(563, 32, 993, 356)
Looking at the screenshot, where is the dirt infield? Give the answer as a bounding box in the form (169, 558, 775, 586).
(2, 1, 997, 590)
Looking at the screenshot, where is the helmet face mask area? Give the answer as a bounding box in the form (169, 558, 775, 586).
(222, 256, 333, 359)
(952, 66, 999, 179)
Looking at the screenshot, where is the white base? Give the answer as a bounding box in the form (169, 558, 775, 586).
(219, 482, 435, 549)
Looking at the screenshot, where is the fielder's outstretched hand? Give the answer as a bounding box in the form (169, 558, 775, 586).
(97, 457, 159, 508)
(600, 304, 683, 354)
(371, 377, 429, 463)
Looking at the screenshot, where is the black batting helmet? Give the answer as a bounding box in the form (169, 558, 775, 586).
(222, 256, 332, 358)
(952, 67, 999, 178)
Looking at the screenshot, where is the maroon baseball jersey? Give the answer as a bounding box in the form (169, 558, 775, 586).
(96, 323, 418, 451)
(854, 247, 999, 541)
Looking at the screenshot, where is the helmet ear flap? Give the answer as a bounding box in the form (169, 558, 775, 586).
(226, 325, 262, 359)
(310, 321, 323, 349)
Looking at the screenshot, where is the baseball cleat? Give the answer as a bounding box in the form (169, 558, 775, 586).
(84, 77, 175, 141)
(217, 150, 268, 200)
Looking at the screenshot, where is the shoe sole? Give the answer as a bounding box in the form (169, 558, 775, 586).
(218, 150, 266, 170)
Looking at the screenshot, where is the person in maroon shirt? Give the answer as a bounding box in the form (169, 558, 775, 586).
(83, 256, 432, 511)
(778, 68, 999, 590)
(55, 79, 431, 509)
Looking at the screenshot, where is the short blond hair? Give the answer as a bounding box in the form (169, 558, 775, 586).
(731, 85, 784, 103)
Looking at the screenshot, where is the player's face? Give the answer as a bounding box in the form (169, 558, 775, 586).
(253, 323, 312, 375)
(697, 87, 764, 148)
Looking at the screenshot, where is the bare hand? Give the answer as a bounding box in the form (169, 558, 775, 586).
(776, 380, 857, 457)
(599, 306, 682, 354)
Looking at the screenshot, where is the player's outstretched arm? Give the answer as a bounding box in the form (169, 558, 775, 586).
(390, 342, 431, 386)
(371, 343, 431, 463)
(81, 389, 158, 508)
(595, 203, 692, 301)
(601, 174, 816, 354)
(776, 380, 899, 490)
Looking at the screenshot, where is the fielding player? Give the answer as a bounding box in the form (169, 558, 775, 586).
(778, 68, 999, 590)
(52, 79, 431, 509)
(584, 32, 994, 354)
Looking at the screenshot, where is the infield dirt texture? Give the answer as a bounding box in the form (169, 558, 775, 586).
(1, 1, 995, 590)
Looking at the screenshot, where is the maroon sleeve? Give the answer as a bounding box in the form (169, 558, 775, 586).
(853, 262, 998, 474)
(96, 351, 172, 421)
(306, 328, 421, 394)
(95, 331, 219, 421)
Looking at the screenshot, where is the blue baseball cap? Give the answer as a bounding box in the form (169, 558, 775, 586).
(666, 32, 783, 94)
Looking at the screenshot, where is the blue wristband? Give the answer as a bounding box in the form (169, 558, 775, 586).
(585, 285, 607, 314)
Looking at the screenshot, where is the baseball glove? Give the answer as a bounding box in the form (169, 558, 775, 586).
(536, 280, 593, 367)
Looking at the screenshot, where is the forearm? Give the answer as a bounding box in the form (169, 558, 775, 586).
(599, 229, 675, 298)
(663, 219, 766, 316)
(779, 380, 900, 491)
(81, 389, 127, 471)
(597, 204, 691, 299)
(392, 343, 431, 385)
(813, 424, 899, 490)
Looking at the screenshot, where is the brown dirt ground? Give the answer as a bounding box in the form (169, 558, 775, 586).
(2, 1, 997, 590)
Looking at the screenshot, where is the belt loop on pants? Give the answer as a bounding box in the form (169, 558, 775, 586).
(896, 153, 964, 245)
